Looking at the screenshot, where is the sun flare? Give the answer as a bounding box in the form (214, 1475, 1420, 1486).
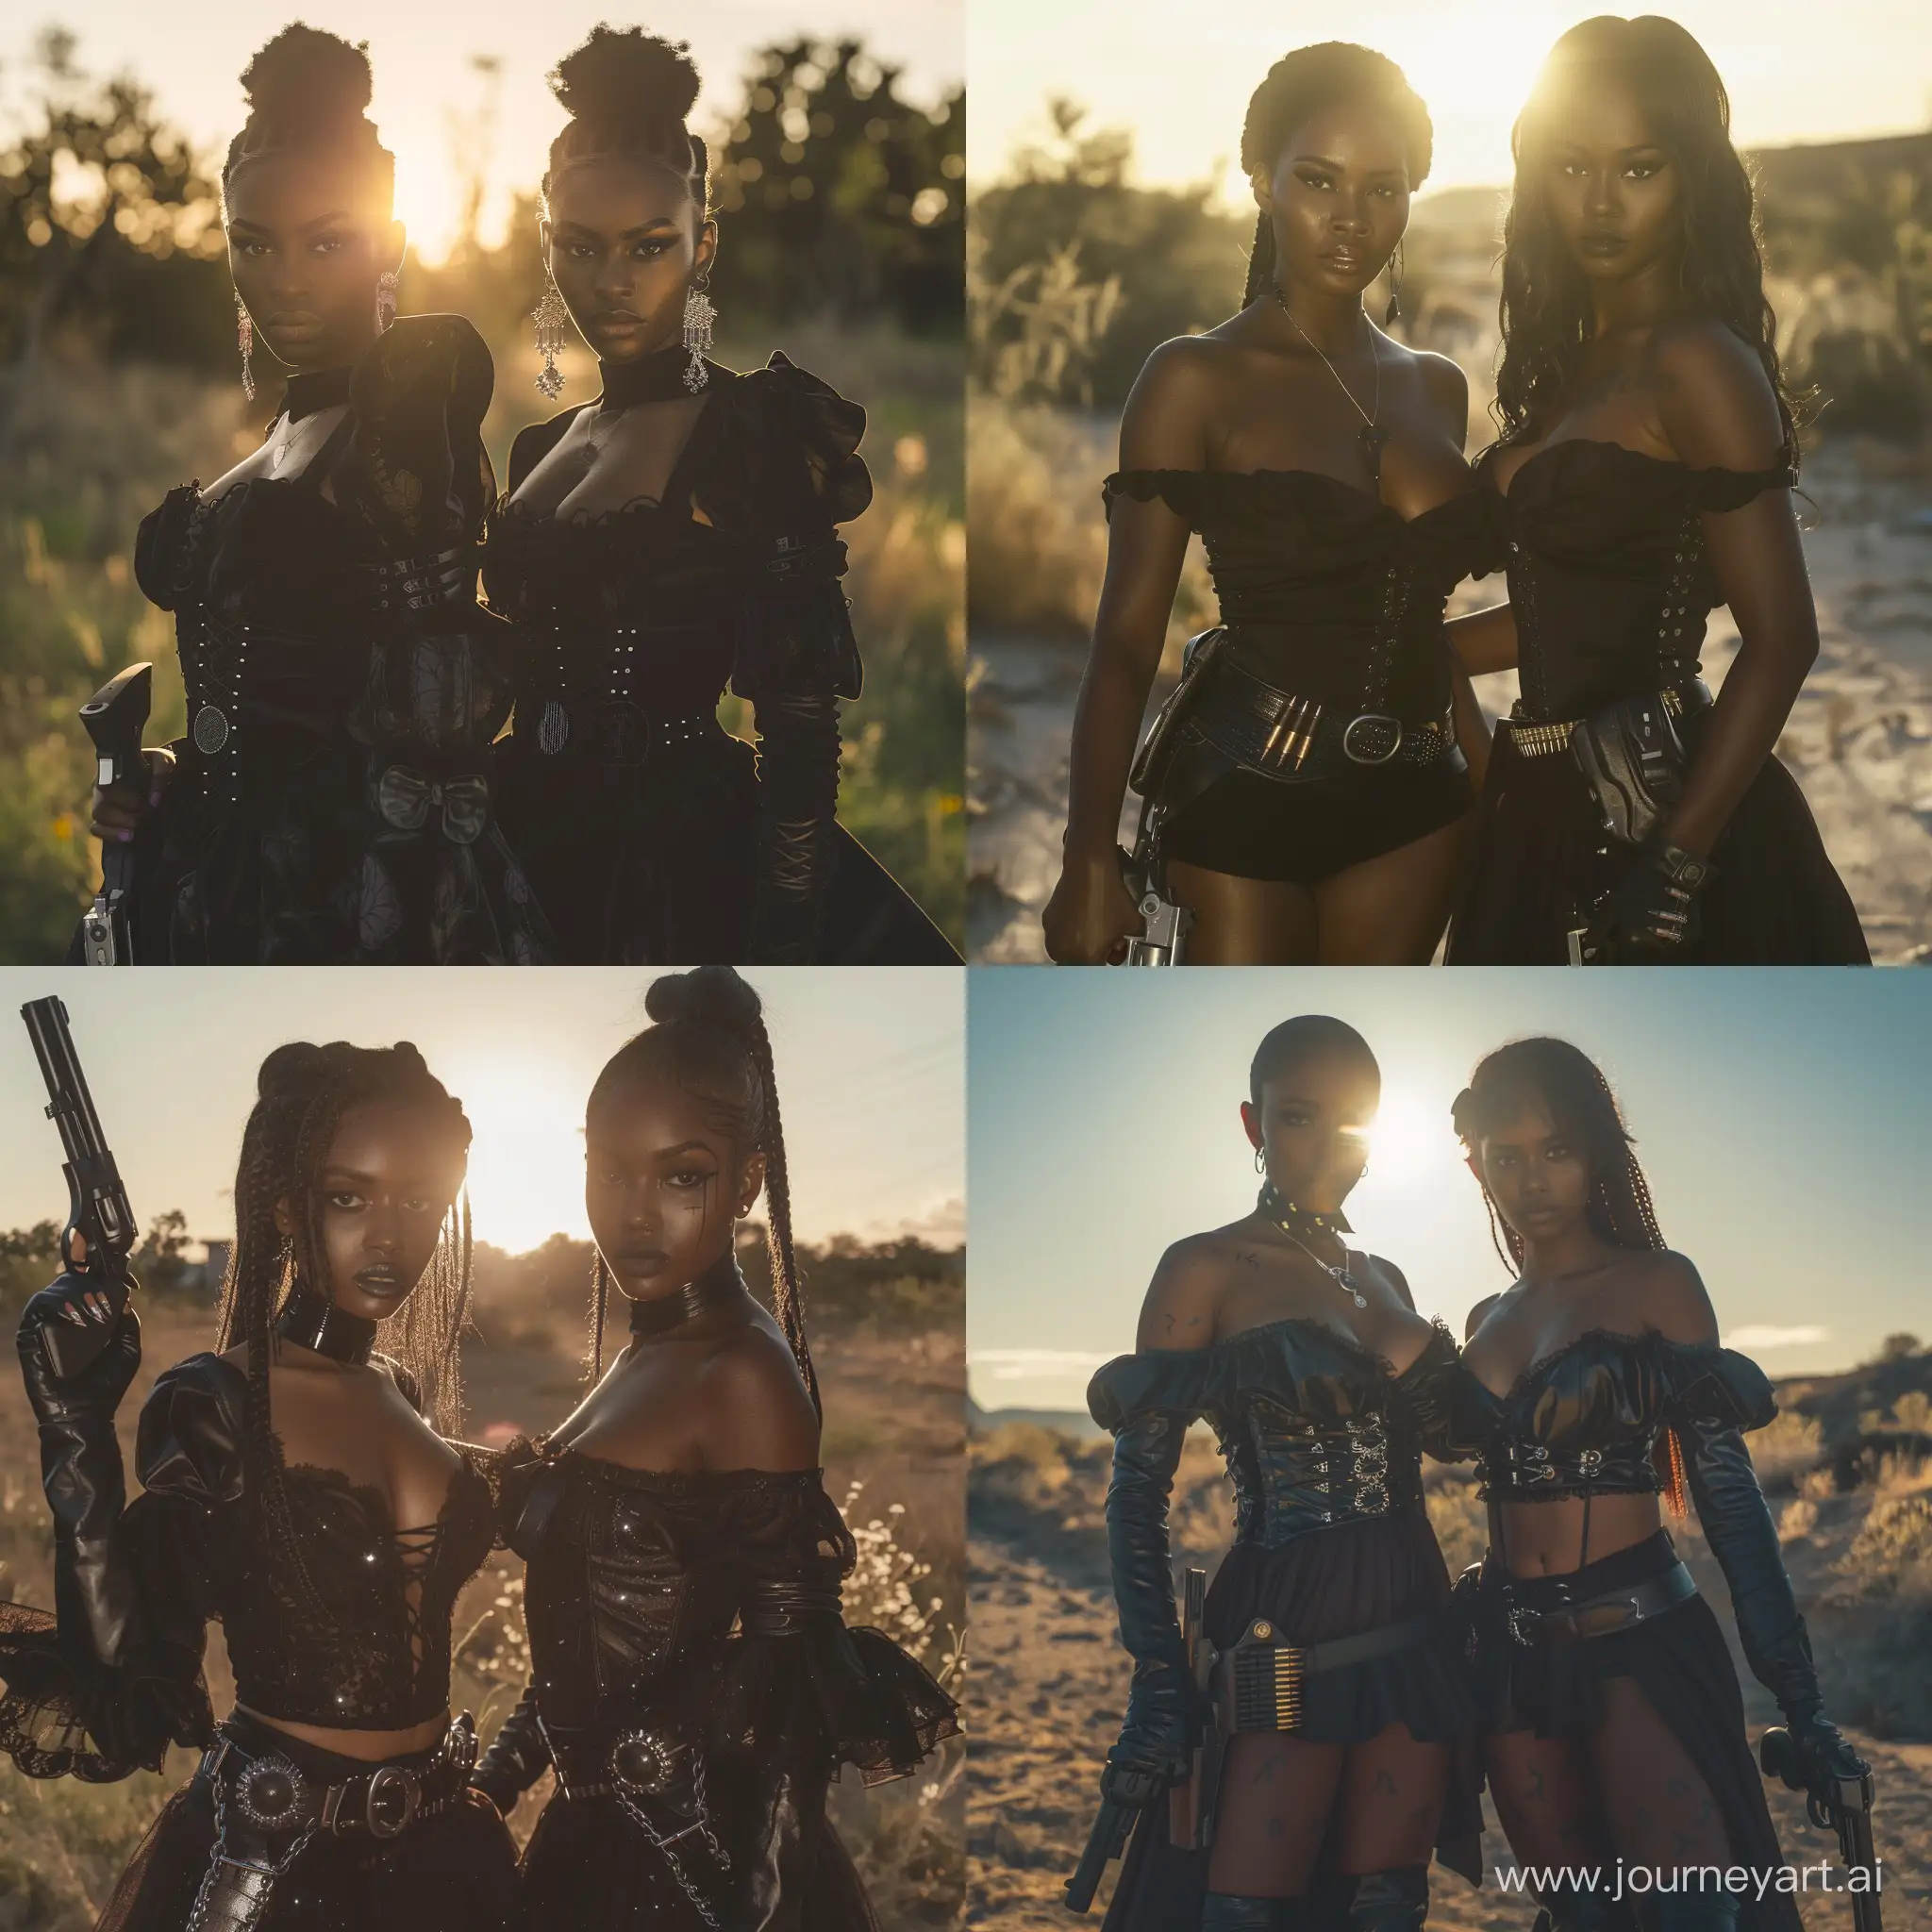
(436, 1052, 590, 1254)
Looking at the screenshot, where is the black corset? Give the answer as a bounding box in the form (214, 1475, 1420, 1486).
(1223, 1400, 1424, 1545)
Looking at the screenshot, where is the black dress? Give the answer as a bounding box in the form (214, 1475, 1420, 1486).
(476, 1443, 959, 1929)
(483, 349, 958, 964)
(120, 315, 552, 964)
(0, 1352, 519, 1932)
(1103, 472, 1482, 883)
(1457, 1332, 1808, 1932)
(1447, 440, 1868, 962)
(1085, 1316, 1483, 1929)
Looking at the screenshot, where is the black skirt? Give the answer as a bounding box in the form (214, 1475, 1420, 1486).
(94, 1715, 521, 1932)
(1103, 1513, 1483, 1931)
(1468, 1531, 1803, 1932)
(1445, 725, 1869, 964)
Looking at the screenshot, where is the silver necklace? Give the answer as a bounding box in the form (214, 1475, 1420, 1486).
(1273, 287, 1389, 474)
(1272, 1223, 1369, 1308)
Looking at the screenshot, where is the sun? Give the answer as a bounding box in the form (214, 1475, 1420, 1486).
(435, 1052, 589, 1254)
(1366, 1090, 1453, 1184)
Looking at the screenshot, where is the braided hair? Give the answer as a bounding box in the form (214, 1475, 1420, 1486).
(223, 25, 395, 218)
(216, 1042, 474, 1610)
(585, 966, 817, 1414)
(542, 26, 709, 218)
(1451, 1038, 1664, 1271)
(1240, 43, 1433, 308)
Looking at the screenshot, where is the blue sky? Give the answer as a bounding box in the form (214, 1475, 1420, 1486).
(0, 968, 963, 1256)
(968, 969, 1932, 1412)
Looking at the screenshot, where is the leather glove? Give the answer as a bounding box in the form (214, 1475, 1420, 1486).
(1103, 1407, 1196, 1779)
(1681, 1415, 1858, 1765)
(1581, 839, 1717, 963)
(470, 1688, 552, 1816)
(16, 1284, 142, 1667)
(747, 688, 841, 965)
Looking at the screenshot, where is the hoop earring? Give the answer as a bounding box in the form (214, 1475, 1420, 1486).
(375, 268, 399, 335)
(1254, 1144, 1267, 1174)
(1385, 244, 1404, 326)
(534, 273, 569, 402)
(236, 294, 256, 403)
(681, 271, 716, 394)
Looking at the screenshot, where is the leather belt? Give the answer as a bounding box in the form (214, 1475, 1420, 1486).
(1503, 681, 1707, 758)
(1503, 1559, 1699, 1647)
(529, 701, 717, 766)
(1195, 661, 1457, 779)
(1213, 1611, 1441, 1733)
(199, 1712, 478, 1840)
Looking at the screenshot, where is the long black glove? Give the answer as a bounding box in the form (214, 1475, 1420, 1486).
(470, 1687, 551, 1816)
(1103, 1408, 1195, 1781)
(1581, 840, 1717, 963)
(1681, 1415, 1867, 1785)
(15, 1284, 142, 1667)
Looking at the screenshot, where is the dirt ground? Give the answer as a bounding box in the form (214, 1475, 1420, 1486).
(967, 438, 1932, 965)
(965, 1426, 1932, 1929)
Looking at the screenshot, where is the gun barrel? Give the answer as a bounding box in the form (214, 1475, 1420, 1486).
(21, 998, 110, 1163)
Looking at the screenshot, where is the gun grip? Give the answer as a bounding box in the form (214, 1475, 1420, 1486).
(80, 663, 153, 793)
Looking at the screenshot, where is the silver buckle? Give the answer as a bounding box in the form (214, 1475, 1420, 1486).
(362, 1764, 420, 1840)
(234, 1753, 308, 1831)
(1341, 713, 1403, 764)
(1506, 1604, 1541, 1648)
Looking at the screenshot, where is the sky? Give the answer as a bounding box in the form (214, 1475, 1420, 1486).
(970, 0, 1932, 201)
(1, 0, 963, 263)
(967, 969, 1932, 1414)
(0, 968, 963, 1257)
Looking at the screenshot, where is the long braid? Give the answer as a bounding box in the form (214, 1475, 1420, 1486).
(747, 1018, 820, 1421)
(588, 1251, 613, 1384)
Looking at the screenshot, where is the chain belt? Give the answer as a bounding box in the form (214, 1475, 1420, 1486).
(1503, 682, 1705, 758)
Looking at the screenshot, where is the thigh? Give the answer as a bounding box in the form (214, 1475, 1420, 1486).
(1167, 861, 1318, 963)
(1207, 1732, 1346, 1897)
(1483, 1724, 1615, 1870)
(1312, 811, 1470, 964)
(1331, 1723, 1451, 1875)
(1586, 1674, 1733, 1869)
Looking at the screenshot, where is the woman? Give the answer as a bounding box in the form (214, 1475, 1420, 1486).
(0, 1041, 518, 1931)
(88, 25, 547, 965)
(1452, 1039, 1864, 1930)
(1042, 44, 1491, 966)
(1083, 1016, 1479, 1930)
(1445, 18, 1867, 964)
(468, 966, 958, 1926)
(484, 28, 957, 965)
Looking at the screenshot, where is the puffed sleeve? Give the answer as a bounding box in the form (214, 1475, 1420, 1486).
(0, 1355, 231, 1781)
(708, 1473, 958, 1785)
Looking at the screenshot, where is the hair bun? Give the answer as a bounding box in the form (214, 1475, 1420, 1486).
(258, 1041, 329, 1099)
(550, 25, 700, 129)
(241, 23, 374, 127)
(644, 965, 762, 1037)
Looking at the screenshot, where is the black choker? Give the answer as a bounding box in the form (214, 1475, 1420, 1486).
(627, 1253, 746, 1338)
(1257, 1182, 1352, 1239)
(275, 1281, 378, 1365)
(283, 367, 354, 423)
(599, 345, 701, 410)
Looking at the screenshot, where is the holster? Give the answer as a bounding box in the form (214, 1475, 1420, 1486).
(1128, 626, 1230, 799)
(185, 1827, 282, 1932)
(1568, 689, 1694, 847)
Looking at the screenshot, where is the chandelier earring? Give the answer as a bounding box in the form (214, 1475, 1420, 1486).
(534, 273, 570, 402)
(681, 271, 716, 394)
(1385, 244, 1404, 326)
(375, 268, 399, 335)
(236, 295, 256, 403)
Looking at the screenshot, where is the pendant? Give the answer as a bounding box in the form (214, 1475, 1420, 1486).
(538, 700, 569, 757)
(1332, 1268, 1369, 1309)
(192, 704, 230, 755)
(1358, 423, 1391, 475)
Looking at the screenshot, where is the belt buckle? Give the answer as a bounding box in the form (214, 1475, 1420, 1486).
(1506, 1603, 1542, 1648)
(610, 1726, 679, 1797)
(1341, 713, 1403, 764)
(363, 1763, 420, 1840)
(444, 1711, 479, 1777)
(233, 1752, 308, 1832)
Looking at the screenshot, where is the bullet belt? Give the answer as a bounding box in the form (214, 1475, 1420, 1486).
(1193, 661, 1458, 780)
(1215, 1611, 1442, 1733)
(1503, 682, 1704, 758)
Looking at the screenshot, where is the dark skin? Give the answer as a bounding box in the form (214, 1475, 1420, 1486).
(1135, 1045, 1449, 1890)
(1043, 100, 1484, 967)
(549, 1074, 817, 1475)
(89, 148, 405, 844)
(224, 1098, 467, 1761)
(511, 155, 721, 525)
(1448, 78, 1815, 864)
(1458, 1089, 1734, 1870)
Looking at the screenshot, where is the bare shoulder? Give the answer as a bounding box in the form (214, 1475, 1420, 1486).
(1137, 1231, 1232, 1352)
(1464, 1291, 1505, 1343)
(1407, 345, 1470, 429)
(1117, 336, 1233, 472)
(696, 1323, 821, 1469)
(1647, 318, 1785, 470)
(1624, 1247, 1719, 1345)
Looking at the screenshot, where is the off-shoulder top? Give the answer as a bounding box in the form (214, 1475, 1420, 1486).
(1458, 1329, 1777, 1501)
(1088, 1317, 1467, 1548)
(1102, 470, 1495, 724)
(500, 1443, 956, 1782)
(1477, 437, 1799, 722)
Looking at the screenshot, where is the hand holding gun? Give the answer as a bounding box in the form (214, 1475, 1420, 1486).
(1065, 1759, 1165, 1914)
(76, 663, 153, 967)
(1760, 1724, 1882, 1932)
(19, 997, 139, 1379)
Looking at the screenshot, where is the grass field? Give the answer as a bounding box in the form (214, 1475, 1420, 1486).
(0, 1292, 966, 1929)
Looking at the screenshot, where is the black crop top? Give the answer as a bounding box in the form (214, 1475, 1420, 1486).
(1088, 1317, 1467, 1548)
(1459, 1328, 1777, 1501)
(499, 1444, 955, 1780)
(1478, 437, 1798, 722)
(1102, 471, 1495, 724)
